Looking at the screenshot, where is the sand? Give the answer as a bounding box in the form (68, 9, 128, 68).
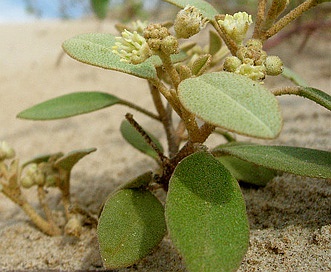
(0, 18, 330, 271)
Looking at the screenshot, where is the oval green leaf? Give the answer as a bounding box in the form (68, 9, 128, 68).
(55, 148, 97, 172)
(17, 92, 120, 120)
(120, 120, 164, 160)
(164, 0, 220, 20)
(166, 152, 249, 272)
(178, 72, 283, 138)
(214, 144, 331, 179)
(62, 33, 157, 79)
(98, 188, 166, 269)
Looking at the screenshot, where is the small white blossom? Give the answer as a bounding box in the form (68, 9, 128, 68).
(174, 5, 209, 39)
(236, 63, 266, 81)
(112, 29, 152, 65)
(218, 12, 253, 45)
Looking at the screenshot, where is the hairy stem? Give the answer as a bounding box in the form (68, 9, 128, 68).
(261, 0, 320, 41)
(149, 82, 179, 157)
(253, 0, 267, 38)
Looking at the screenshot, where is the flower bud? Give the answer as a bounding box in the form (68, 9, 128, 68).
(160, 35, 179, 55)
(223, 56, 242, 72)
(21, 176, 35, 189)
(218, 12, 253, 45)
(0, 141, 15, 161)
(237, 63, 266, 81)
(174, 5, 208, 39)
(265, 56, 283, 76)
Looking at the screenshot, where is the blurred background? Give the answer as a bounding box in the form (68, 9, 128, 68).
(0, 0, 329, 52)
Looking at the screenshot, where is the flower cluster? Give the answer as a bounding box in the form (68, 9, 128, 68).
(112, 29, 152, 65)
(223, 39, 283, 81)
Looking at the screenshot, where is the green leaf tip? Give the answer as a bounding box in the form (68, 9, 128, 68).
(17, 92, 120, 120)
(215, 144, 331, 179)
(178, 72, 283, 139)
(166, 152, 249, 272)
(98, 188, 166, 269)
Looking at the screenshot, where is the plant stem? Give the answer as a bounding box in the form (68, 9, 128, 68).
(261, 0, 320, 41)
(125, 113, 169, 164)
(149, 82, 179, 157)
(1, 183, 61, 236)
(253, 0, 267, 38)
(119, 99, 160, 121)
(157, 51, 181, 90)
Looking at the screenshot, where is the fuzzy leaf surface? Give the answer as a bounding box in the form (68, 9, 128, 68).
(215, 144, 331, 179)
(166, 152, 249, 272)
(62, 33, 157, 79)
(178, 72, 282, 138)
(17, 92, 120, 120)
(120, 120, 164, 160)
(98, 189, 166, 269)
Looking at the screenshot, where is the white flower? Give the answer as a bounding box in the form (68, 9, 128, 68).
(236, 63, 266, 81)
(112, 29, 152, 65)
(218, 12, 253, 45)
(174, 5, 209, 39)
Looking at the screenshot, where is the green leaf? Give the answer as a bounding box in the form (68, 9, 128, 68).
(119, 171, 153, 190)
(22, 153, 64, 168)
(62, 33, 157, 79)
(17, 92, 120, 120)
(98, 188, 166, 269)
(90, 0, 110, 20)
(209, 30, 222, 56)
(55, 148, 96, 172)
(216, 156, 278, 186)
(62, 33, 187, 79)
(299, 87, 331, 111)
(164, 0, 220, 20)
(178, 72, 283, 138)
(282, 66, 308, 87)
(191, 54, 211, 76)
(214, 144, 331, 179)
(166, 152, 249, 272)
(120, 120, 164, 160)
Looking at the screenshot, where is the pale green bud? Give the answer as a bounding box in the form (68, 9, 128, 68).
(21, 176, 35, 188)
(223, 56, 242, 72)
(112, 29, 152, 65)
(160, 35, 179, 55)
(0, 141, 15, 161)
(265, 56, 283, 76)
(174, 5, 208, 39)
(218, 12, 253, 45)
(65, 216, 83, 237)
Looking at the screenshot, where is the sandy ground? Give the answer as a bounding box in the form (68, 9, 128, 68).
(0, 18, 330, 271)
